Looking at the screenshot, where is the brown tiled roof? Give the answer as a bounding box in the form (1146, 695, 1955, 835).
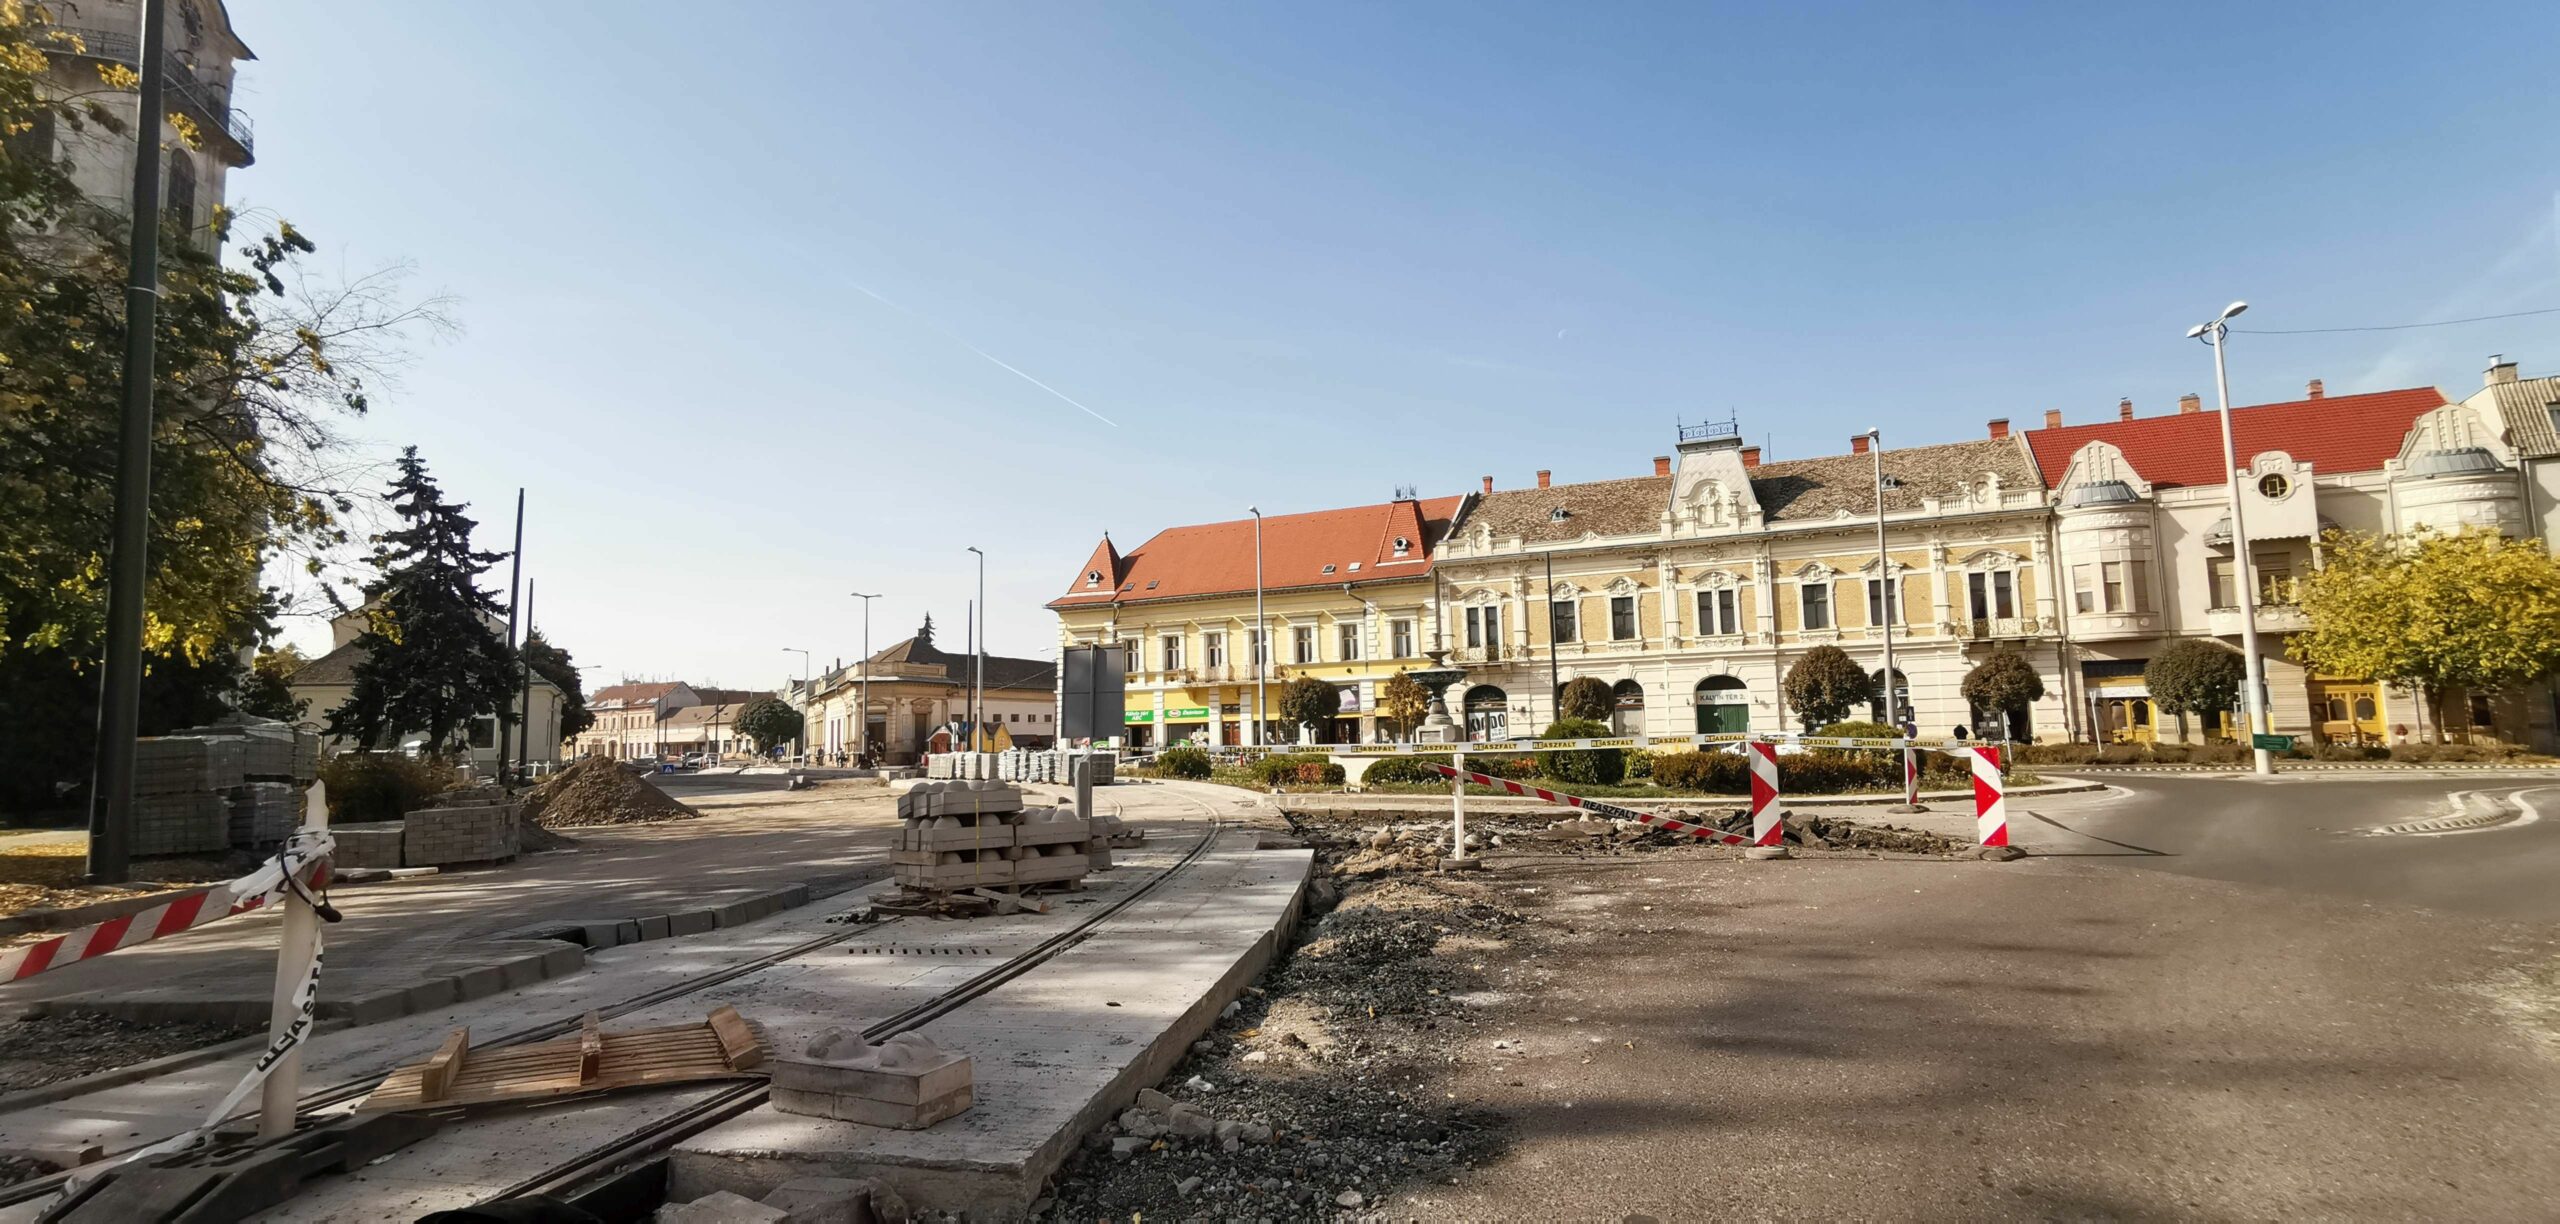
(285, 640, 366, 687)
(2477, 373, 2560, 459)
(1049, 497, 1466, 609)
(1462, 476, 1670, 544)
(592, 682, 680, 704)
(690, 688, 769, 707)
(1754, 437, 2040, 520)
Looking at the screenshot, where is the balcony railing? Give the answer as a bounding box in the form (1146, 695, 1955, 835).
(48, 25, 256, 163)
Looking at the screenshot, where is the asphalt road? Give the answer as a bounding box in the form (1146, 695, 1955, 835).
(2014, 774, 2560, 922)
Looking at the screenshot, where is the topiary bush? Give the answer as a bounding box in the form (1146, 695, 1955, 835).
(1536, 718, 1624, 786)
(1154, 745, 1212, 779)
(1557, 676, 1615, 722)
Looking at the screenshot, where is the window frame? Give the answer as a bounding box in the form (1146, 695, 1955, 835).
(1551, 598, 1578, 643)
(1800, 581, 1832, 631)
(1865, 576, 1900, 626)
(1160, 634, 1183, 672)
(1609, 595, 1637, 641)
(1293, 625, 1317, 664)
(1338, 623, 1362, 661)
(1390, 619, 1414, 658)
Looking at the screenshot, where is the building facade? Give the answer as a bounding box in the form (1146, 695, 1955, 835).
(575, 682, 700, 761)
(793, 617, 1056, 764)
(28, 0, 255, 242)
(1432, 427, 2066, 743)
(1049, 497, 1469, 748)
(288, 608, 567, 772)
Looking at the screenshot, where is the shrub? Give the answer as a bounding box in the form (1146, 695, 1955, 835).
(1360, 754, 1453, 785)
(1248, 752, 1338, 785)
(1292, 761, 1346, 785)
(1486, 755, 1543, 781)
(318, 751, 463, 822)
(2391, 741, 2514, 763)
(1535, 718, 1624, 786)
(1154, 745, 1212, 779)
(1814, 720, 1900, 740)
(1784, 646, 1872, 731)
(1961, 649, 2047, 731)
(1557, 677, 1615, 722)
(1625, 750, 1652, 780)
(2016, 742, 2100, 765)
(1650, 750, 1747, 793)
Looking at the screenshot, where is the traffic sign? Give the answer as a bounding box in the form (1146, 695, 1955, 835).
(2251, 733, 2294, 751)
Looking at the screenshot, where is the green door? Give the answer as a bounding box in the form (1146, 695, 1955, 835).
(1695, 701, 1749, 734)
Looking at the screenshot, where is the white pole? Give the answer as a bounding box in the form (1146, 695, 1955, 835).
(1449, 747, 1468, 864)
(1251, 507, 1266, 749)
(260, 779, 329, 1140)
(2203, 309, 2274, 775)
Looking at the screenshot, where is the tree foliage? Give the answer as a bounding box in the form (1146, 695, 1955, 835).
(1536, 717, 1625, 786)
(521, 629, 594, 739)
(1961, 649, 2046, 728)
(325, 450, 513, 755)
(1557, 676, 1614, 722)
(2292, 528, 2560, 740)
(733, 697, 802, 753)
(1276, 675, 1341, 744)
(1783, 645, 1872, 732)
(1377, 671, 1427, 740)
(238, 646, 309, 723)
(2145, 639, 2243, 739)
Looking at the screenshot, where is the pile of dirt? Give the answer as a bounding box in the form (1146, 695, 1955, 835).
(519, 757, 699, 828)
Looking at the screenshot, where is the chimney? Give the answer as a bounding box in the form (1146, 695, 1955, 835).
(1653, 455, 1672, 476)
(2118, 397, 2135, 422)
(1850, 434, 1870, 455)
(2178, 393, 2201, 414)
(1987, 418, 2010, 440)
(1481, 475, 1493, 495)
(2487, 356, 2519, 386)
(2305, 378, 2325, 399)
(1740, 445, 1762, 468)
(1536, 469, 1551, 489)
(2043, 409, 2062, 429)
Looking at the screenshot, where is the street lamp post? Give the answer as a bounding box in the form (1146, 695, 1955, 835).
(1870, 428, 1925, 812)
(850, 592, 879, 764)
(2190, 301, 2275, 777)
(1249, 507, 1266, 748)
(782, 647, 811, 762)
(965, 548, 985, 751)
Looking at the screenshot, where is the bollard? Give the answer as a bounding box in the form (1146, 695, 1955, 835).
(1970, 745, 2008, 847)
(1447, 747, 1470, 866)
(1887, 745, 1928, 814)
(259, 779, 330, 1140)
(1745, 741, 1789, 859)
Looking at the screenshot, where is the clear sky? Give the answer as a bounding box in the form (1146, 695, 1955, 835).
(234, 1, 2560, 689)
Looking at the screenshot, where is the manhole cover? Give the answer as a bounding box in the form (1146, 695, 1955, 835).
(848, 945, 995, 956)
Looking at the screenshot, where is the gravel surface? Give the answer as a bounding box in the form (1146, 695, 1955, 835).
(0, 1010, 253, 1094)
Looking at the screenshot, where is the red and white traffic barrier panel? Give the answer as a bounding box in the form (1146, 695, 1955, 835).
(1, 835, 334, 984)
(1427, 765, 1754, 846)
(1970, 746, 2007, 846)
(1746, 741, 1785, 847)
(1902, 747, 1920, 808)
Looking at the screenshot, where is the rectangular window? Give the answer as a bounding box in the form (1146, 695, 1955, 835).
(2258, 558, 2295, 606)
(1160, 635, 1183, 671)
(1968, 572, 1989, 621)
(1391, 619, 1414, 658)
(1551, 600, 1578, 643)
(2129, 560, 2152, 613)
(1465, 607, 1483, 648)
(1203, 632, 1226, 668)
(469, 717, 495, 750)
(1866, 578, 1900, 626)
(2101, 561, 2125, 613)
(1250, 630, 1268, 666)
(1610, 596, 1637, 640)
(1338, 623, 1362, 661)
(1973, 570, 2017, 619)
(1696, 588, 1739, 636)
(2073, 565, 2096, 614)
(1801, 582, 1832, 631)
(2207, 557, 2237, 609)
(1293, 625, 1316, 664)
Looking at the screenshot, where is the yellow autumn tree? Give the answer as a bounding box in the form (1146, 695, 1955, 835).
(2291, 528, 2560, 741)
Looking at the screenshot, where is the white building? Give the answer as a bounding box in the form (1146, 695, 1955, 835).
(29, 0, 255, 242)
(288, 608, 569, 772)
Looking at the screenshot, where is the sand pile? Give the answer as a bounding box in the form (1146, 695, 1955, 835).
(522, 756, 699, 828)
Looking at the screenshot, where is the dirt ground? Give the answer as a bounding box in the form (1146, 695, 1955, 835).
(0, 841, 227, 923)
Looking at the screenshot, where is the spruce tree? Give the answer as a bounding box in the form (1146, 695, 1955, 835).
(327, 449, 514, 755)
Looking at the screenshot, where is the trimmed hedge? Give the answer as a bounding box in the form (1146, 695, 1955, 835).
(1537, 719, 1624, 786)
(1361, 754, 1453, 784)
(1154, 745, 1212, 779)
(317, 752, 463, 823)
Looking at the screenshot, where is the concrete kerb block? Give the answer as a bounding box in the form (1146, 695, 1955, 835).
(638, 914, 673, 941)
(400, 977, 461, 1014)
(330, 990, 410, 1027)
(660, 1190, 789, 1224)
(760, 1176, 908, 1224)
(670, 908, 719, 937)
(538, 942, 586, 978)
(450, 963, 507, 1002)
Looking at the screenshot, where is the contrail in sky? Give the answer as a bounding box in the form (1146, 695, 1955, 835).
(853, 284, 1120, 428)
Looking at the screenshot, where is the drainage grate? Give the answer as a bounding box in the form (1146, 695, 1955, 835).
(847, 945, 996, 956)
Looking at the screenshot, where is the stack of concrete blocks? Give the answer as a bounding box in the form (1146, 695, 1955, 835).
(167, 720, 321, 852)
(226, 782, 300, 848)
(131, 737, 243, 856)
(1009, 801, 1091, 886)
(331, 822, 406, 870)
(771, 1029, 974, 1130)
(980, 749, 1120, 785)
(400, 786, 524, 867)
(893, 780, 1024, 892)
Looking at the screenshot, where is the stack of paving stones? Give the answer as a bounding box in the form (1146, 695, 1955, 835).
(132, 736, 244, 856)
(930, 749, 1118, 785)
(892, 780, 1127, 895)
(400, 785, 524, 867)
(158, 720, 322, 853)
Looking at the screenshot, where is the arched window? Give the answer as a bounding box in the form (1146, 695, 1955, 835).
(1693, 675, 1748, 734)
(165, 151, 196, 235)
(1462, 685, 1508, 741)
(1610, 680, 1644, 735)
(1868, 668, 1910, 726)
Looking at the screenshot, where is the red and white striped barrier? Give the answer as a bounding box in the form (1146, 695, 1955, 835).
(1746, 741, 1785, 847)
(1426, 765, 1755, 846)
(1970, 746, 2007, 846)
(1, 835, 334, 984)
(1902, 748, 1920, 808)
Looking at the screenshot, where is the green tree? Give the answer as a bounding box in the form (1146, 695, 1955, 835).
(733, 697, 802, 753)
(1961, 649, 2047, 739)
(237, 646, 310, 723)
(1557, 675, 1614, 722)
(2293, 528, 2560, 741)
(1536, 717, 1625, 786)
(1783, 645, 1872, 732)
(1377, 671, 1427, 741)
(2145, 638, 2244, 742)
(326, 450, 514, 755)
(1276, 675, 1342, 744)
(521, 629, 595, 738)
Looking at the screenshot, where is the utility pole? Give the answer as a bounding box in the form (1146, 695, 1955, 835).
(515, 581, 536, 781)
(86, 0, 172, 885)
(497, 490, 523, 784)
(967, 547, 985, 750)
(1249, 507, 1265, 748)
(1544, 551, 1559, 722)
(2192, 301, 2275, 775)
(851, 592, 879, 762)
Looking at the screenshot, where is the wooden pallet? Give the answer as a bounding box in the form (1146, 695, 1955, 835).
(357, 1005, 764, 1113)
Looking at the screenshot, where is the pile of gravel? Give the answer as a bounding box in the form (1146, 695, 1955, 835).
(520, 757, 699, 828)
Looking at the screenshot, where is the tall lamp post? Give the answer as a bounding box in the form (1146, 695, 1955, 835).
(2189, 300, 2275, 777)
(1871, 429, 1924, 812)
(781, 647, 811, 761)
(1248, 507, 1266, 748)
(850, 592, 879, 763)
(965, 547, 985, 751)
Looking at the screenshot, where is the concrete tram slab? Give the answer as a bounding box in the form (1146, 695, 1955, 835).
(664, 831, 1311, 1218)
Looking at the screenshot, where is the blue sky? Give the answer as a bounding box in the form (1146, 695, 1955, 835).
(236, 1, 2560, 689)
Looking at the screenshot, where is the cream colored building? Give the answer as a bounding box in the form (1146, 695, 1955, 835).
(794, 617, 1056, 764)
(28, 0, 255, 244)
(287, 609, 567, 772)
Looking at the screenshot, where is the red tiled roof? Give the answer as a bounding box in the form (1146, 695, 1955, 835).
(591, 682, 680, 704)
(2021, 387, 2448, 489)
(1048, 496, 1467, 609)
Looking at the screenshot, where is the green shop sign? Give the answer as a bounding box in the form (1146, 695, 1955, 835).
(1124, 710, 1154, 724)
(1168, 707, 1212, 720)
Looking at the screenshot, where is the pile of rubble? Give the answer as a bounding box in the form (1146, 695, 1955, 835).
(520, 755, 699, 828)
(1296, 807, 1963, 873)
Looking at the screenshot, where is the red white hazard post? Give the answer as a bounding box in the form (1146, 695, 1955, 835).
(1746, 740, 1786, 853)
(1970, 745, 2008, 847)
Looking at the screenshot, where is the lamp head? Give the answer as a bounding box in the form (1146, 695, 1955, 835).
(2185, 322, 2209, 338)
(2221, 301, 2248, 320)
(1247, 505, 1259, 516)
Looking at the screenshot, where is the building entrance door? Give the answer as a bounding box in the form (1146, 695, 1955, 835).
(2309, 681, 2383, 745)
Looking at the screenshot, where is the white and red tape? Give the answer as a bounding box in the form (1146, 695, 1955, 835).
(2, 834, 335, 983)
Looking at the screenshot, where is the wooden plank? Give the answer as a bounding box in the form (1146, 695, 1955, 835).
(708, 1005, 761, 1070)
(420, 1028, 469, 1102)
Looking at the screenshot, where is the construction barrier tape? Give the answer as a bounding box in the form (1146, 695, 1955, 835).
(1323, 733, 2000, 756)
(1, 831, 336, 983)
(1428, 765, 1755, 846)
